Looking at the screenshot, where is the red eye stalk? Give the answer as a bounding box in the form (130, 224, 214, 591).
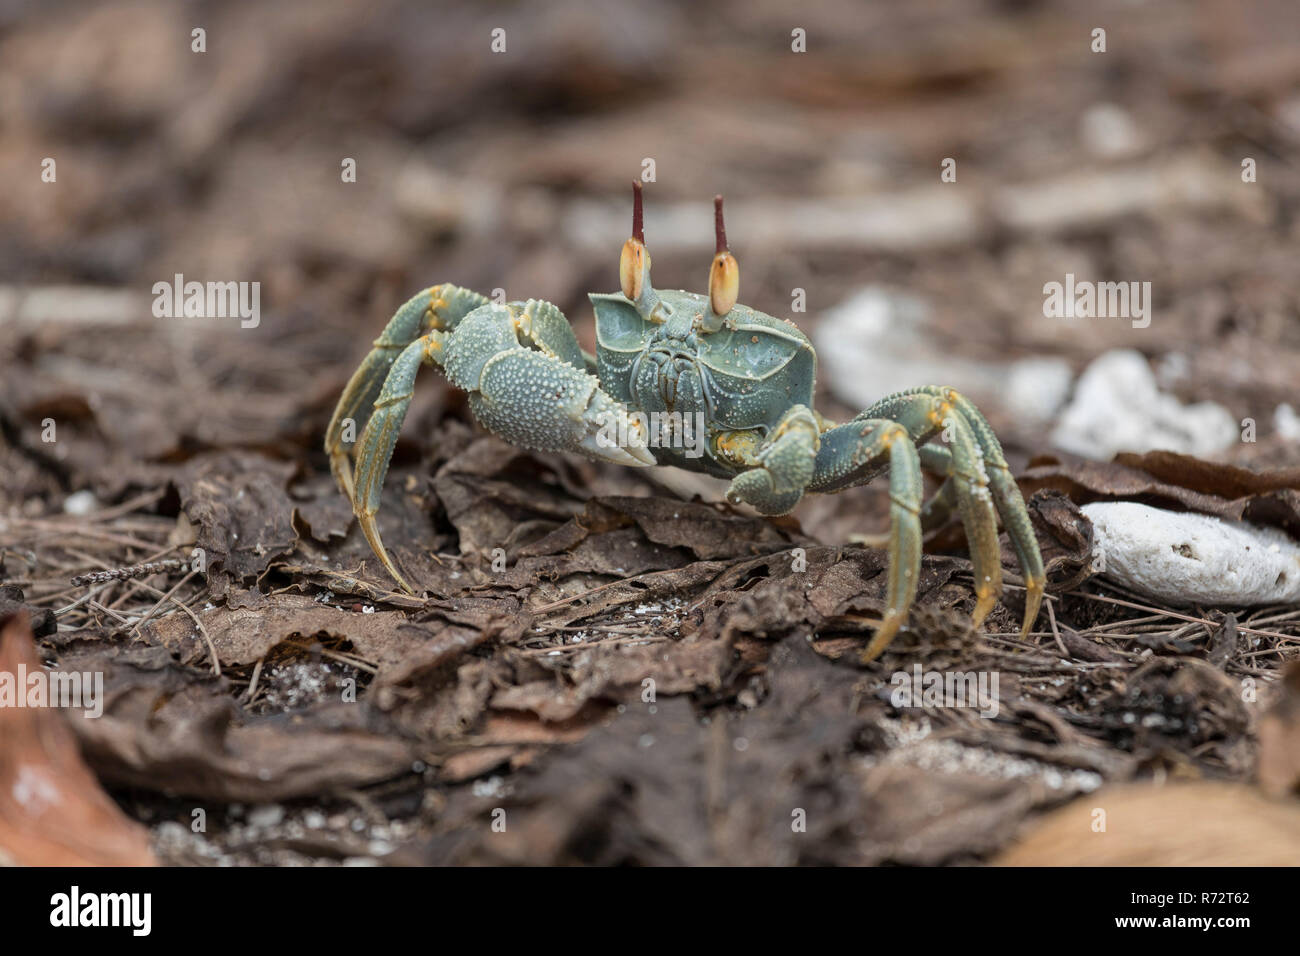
(631, 180, 645, 244)
(621, 181, 650, 301)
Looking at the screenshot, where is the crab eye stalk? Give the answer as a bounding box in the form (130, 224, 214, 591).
(619, 181, 651, 302)
(708, 194, 739, 319)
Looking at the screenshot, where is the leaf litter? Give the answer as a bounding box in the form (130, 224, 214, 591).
(4, 398, 1298, 864)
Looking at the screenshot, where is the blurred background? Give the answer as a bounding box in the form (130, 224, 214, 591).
(2, 0, 1299, 528)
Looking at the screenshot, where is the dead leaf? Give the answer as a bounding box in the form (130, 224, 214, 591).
(40, 638, 421, 802)
(0, 612, 156, 865)
(425, 634, 876, 864)
(996, 782, 1300, 865)
(490, 634, 735, 722)
(1258, 661, 1300, 799)
(174, 451, 299, 598)
(1022, 450, 1300, 538)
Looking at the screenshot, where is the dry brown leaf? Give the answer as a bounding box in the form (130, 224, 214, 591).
(44, 639, 422, 802)
(174, 451, 299, 598)
(1258, 661, 1300, 799)
(490, 634, 735, 722)
(1022, 450, 1300, 538)
(74, 685, 420, 803)
(0, 612, 156, 866)
(996, 782, 1300, 865)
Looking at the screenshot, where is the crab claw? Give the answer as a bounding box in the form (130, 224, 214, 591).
(576, 390, 657, 466)
(453, 330, 657, 469)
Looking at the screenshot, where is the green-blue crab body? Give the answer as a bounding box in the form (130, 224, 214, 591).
(324, 182, 1046, 662)
(591, 288, 815, 478)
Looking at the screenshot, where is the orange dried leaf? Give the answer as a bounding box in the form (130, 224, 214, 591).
(0, 613, 156, 866)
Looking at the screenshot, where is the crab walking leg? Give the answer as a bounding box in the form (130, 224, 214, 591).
(917, 442, 952, 475)
(915, 387, 1044, 633)
(921, 487, 960, 539)
(872, 387, 1045, 635)
(724, 405, 820, 515)
(849, 394, 1003, 628)
(350, 300, 657, 593)
(845, 444, 956, 548)
(809, 419, 923, 661)
(325, 285, 489, 501)
(350, 331, 449, 592)
(916, 445, 968, 534)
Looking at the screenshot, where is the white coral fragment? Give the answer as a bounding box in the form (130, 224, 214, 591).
(1051, 350, 1237, 459)
(1083, 501, 1300, 606)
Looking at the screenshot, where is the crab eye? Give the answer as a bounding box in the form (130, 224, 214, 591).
(620, 238, 647, 301)
(708, 194, 739, 318)
(709, 251, 739, 317)
(620, 181, 649, 301)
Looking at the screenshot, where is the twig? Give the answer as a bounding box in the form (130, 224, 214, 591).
(54, 583, 111, 616)
(1044, 598, 1069, 658)
(246, 658, 265, 702)
(168, 597, 221, 677)
(88, 600, 132, 626)
(1061, 588, 1300, 644)
(278, 639, 379, 674)
(517, 634, 671, 655)
(82, 488, 167, 523)
(71, 558, 188, 587)
(130, 569, 197, 636)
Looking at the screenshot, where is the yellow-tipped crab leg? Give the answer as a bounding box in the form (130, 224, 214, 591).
(325, 285, 488, 502)
(350, 331, 448, 593)
(807, 418, 924, 661)
(349, 298, 655, 593)
(922, 387, 1045, 635)
(864, 388, 1045, 637)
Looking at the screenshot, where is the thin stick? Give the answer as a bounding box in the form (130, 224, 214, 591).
(518, 635, 671, 655)
(1061, 588, 1300, 644)
(88, 600, 132, 626)
(130, 569, 197, 636)
(168, 597, 221, 677)
(1044, 598, 1070, 658)
(1083, 614, 1167, 633)
(531, 563, 730, 614)
(83, 488, 166, 523)
(246, 658, 264, 702)
(54, 583, 111, 616)
(18, 524, 165, 552)
(278, 639, 379, 674)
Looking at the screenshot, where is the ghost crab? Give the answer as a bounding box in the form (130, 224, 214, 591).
(325, 183, 1045, 660)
